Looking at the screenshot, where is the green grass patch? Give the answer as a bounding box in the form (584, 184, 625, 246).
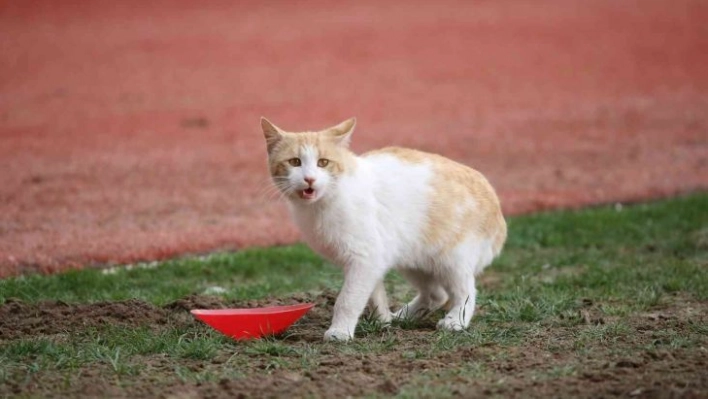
(0, 245, 335, 305)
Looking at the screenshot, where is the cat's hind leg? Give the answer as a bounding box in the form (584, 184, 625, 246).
(436, 239, 492, 331)
(436, 235, 497, 331)
(368, 279, 392, 324)
(393, 269, 448, 320)
(436, 271, 476, 331)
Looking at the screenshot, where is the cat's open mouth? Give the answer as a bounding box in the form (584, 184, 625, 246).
(300, 188, 316, 200)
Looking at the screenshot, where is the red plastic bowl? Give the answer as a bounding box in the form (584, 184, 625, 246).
(190, 303, 315, 340)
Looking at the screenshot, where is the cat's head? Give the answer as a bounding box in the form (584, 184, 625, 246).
(261, 117, 356, 204)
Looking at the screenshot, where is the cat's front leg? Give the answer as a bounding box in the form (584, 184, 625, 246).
(325, 261, 386, 342)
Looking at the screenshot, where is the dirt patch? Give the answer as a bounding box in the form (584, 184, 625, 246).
(0, 298, 172, 340)
(1, 291, 706, 398)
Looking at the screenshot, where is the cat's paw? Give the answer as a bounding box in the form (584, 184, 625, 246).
(393, 306, 417, 321)
(323, 328, 353, 342)
(436, 317, 466, 332)
(393, 306, 427, 321)
(376, 311, 393, 324)
(392, 307, 408, 320)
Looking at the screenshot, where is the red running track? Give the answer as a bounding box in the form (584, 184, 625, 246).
(1, 0, 707, 277)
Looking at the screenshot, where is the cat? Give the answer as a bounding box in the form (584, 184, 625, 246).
(261, 117, 507, 341)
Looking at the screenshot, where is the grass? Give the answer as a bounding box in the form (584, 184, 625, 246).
(1, 193, 707, 398)
(0, 245, 336, 305)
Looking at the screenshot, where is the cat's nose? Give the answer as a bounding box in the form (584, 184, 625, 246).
(304, 177, 316, 186)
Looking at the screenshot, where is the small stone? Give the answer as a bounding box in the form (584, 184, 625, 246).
(281, 371, 303, 383)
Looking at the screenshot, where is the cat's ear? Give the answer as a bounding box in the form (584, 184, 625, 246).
(261, 117, 283, 153)
(323, 118, 356, 147)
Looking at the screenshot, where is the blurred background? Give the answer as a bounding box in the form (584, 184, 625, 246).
(1, 0, 706, 276)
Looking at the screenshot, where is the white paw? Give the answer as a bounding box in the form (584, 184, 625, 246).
(392, 307, 406, 320)
(393, 306, 418, 320)
(394, 306, 430, 321)
(436, 317, 466, 331)
(377, 311, 393, 324)
(323, 328, 353, 342)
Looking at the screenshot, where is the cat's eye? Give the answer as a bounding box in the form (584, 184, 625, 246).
(288, 158, 301, 167)
(317, 159, 329, 167)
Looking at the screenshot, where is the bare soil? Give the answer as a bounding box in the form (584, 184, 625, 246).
(1, 0, 707, 277)
(2, 292, 706, 398)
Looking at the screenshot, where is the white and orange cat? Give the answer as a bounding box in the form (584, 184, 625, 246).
(261, 117, 506, 341)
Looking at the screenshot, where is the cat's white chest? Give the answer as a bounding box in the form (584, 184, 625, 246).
(288, 199, 370, 266)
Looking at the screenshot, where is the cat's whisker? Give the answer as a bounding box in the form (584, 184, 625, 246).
(254, 187, 278, 202)
(256, 179, 296, 203)
(258, 185, 289, 203)
(273, 188, 293, 202)
(255, 182, 281, 198)
(254, 177, 293, 202)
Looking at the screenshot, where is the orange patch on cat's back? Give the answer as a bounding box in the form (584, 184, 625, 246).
(427, 159, 507, 256)
(366, 147, 506, 255)
(363, 146, 429, 163)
